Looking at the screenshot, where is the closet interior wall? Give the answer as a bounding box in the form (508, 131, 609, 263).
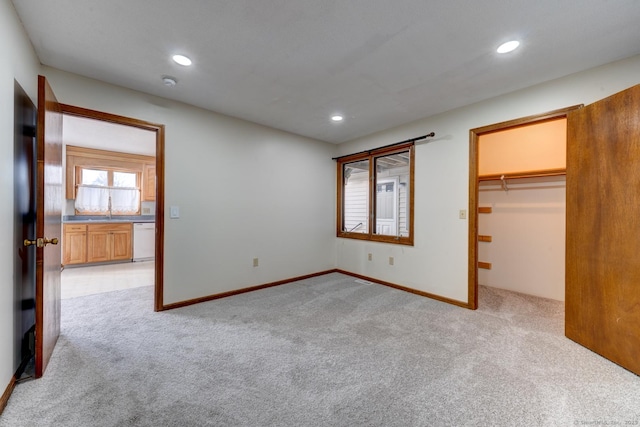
(477, 118, 567, 301)
(478, 177, 566, 301)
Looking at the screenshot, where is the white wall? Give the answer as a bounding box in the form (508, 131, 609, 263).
(336, 54, 640, 304)
(0, 0, 41, 397)
(41, 67, 337, 304)
(478, 180, 566, 301)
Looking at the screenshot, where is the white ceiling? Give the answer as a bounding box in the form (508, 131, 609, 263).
(63, 115, 156, 156)
(12, 0, 640, 144)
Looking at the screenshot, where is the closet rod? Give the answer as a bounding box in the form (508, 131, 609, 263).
(332, 132, 435, 161)
(478, 168, 566, 182)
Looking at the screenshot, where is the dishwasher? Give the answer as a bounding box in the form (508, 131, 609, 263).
(133, 223, 155, 261)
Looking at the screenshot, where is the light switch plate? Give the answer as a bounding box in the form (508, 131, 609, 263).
(170, 205, 180, 218)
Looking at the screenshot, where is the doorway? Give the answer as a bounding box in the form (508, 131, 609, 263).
(468, 106, 580, 309)
(60, 104, 165, 311)
(13, 81, 37, 379)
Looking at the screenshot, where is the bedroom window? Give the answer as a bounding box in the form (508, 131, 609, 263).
(336, 143, 414, 245)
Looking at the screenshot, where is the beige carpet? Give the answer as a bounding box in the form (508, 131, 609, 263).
(1, 273, 638, 426)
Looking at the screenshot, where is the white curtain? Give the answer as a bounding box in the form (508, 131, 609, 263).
(75, 185, 140, 213)
(75, 185, 109, 212)
(111, 188, 140, 213)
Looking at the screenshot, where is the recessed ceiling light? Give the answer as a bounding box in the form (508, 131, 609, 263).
(172, 54, 192, 66)
(331, 115, 344, 122)
(497, 40, 520, 54)
(162, 76, 178, 87)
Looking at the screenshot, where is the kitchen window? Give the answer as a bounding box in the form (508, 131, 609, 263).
(336, 143, 414, 245)
(75, 167, 141, 215)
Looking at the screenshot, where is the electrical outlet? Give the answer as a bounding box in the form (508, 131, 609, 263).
(389, 256, 394, 266)
(142, 207, 151, 214)
(368, 253, 372, 261)
(253, 258, 259, 267)
(459, 209, 467, 219)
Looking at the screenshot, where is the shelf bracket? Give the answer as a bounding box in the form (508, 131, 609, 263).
(500, 175, 509, 192)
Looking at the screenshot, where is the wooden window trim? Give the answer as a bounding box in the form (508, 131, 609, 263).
(336, 143, 415, 246)
(65, 145, 154, 199)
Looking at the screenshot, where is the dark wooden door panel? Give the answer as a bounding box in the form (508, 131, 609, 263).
(566, 84, 640, 375)
(35, 75, 63, 378)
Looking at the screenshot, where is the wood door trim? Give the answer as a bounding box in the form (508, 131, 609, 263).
(467, 105, 582, 309)
(337, 270, 472, 308)
(0, 376, 16, 415)
(163, 270, 340, 310)
(60, 104, 166, 312)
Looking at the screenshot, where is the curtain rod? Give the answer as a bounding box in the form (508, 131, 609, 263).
(332, 132, 435, 161)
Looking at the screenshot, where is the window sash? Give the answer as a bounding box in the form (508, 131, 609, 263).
(74, 167, 141, 215)
(337, 143, 414, 245)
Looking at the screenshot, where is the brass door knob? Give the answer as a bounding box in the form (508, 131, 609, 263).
(43, 237, 59, 246)
(23, 237, 58, 247)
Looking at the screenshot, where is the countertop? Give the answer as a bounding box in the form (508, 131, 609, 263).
(63, 215, 156, 223)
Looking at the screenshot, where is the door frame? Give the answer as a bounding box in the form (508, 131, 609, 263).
(467, 105, 581, 309)
(375, 177, 399, 236)
(61, 104, 166, 311)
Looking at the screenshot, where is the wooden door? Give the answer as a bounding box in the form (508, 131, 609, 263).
(35, 75, 63, 378)
(14, 81, 37, 378)
(375, 179, 398, 236)
(566, 84, 640, 375)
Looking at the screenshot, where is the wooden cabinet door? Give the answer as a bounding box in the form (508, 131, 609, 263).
(143, 163, 156, 201)
(87, 223, 132, 262)
(63, 232, 87, 265)
(111, 227, 132, 260)
(87, 229, 110, 263)
(62, 224, 87, 265)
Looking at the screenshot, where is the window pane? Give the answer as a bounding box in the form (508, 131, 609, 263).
(343, 160, 369, 233)
(81, 169, 107, 186)
(375, 151, 410, 236)
(114, 171, 137, 188)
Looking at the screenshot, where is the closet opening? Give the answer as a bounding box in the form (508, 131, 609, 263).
(468, 106, 581, 309)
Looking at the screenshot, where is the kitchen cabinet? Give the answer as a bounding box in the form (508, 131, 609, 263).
(87, 223, 132, 263)
(63, 223, 87, 265)
(63, 222, 132, 265)
(142, 163, 156, 201)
